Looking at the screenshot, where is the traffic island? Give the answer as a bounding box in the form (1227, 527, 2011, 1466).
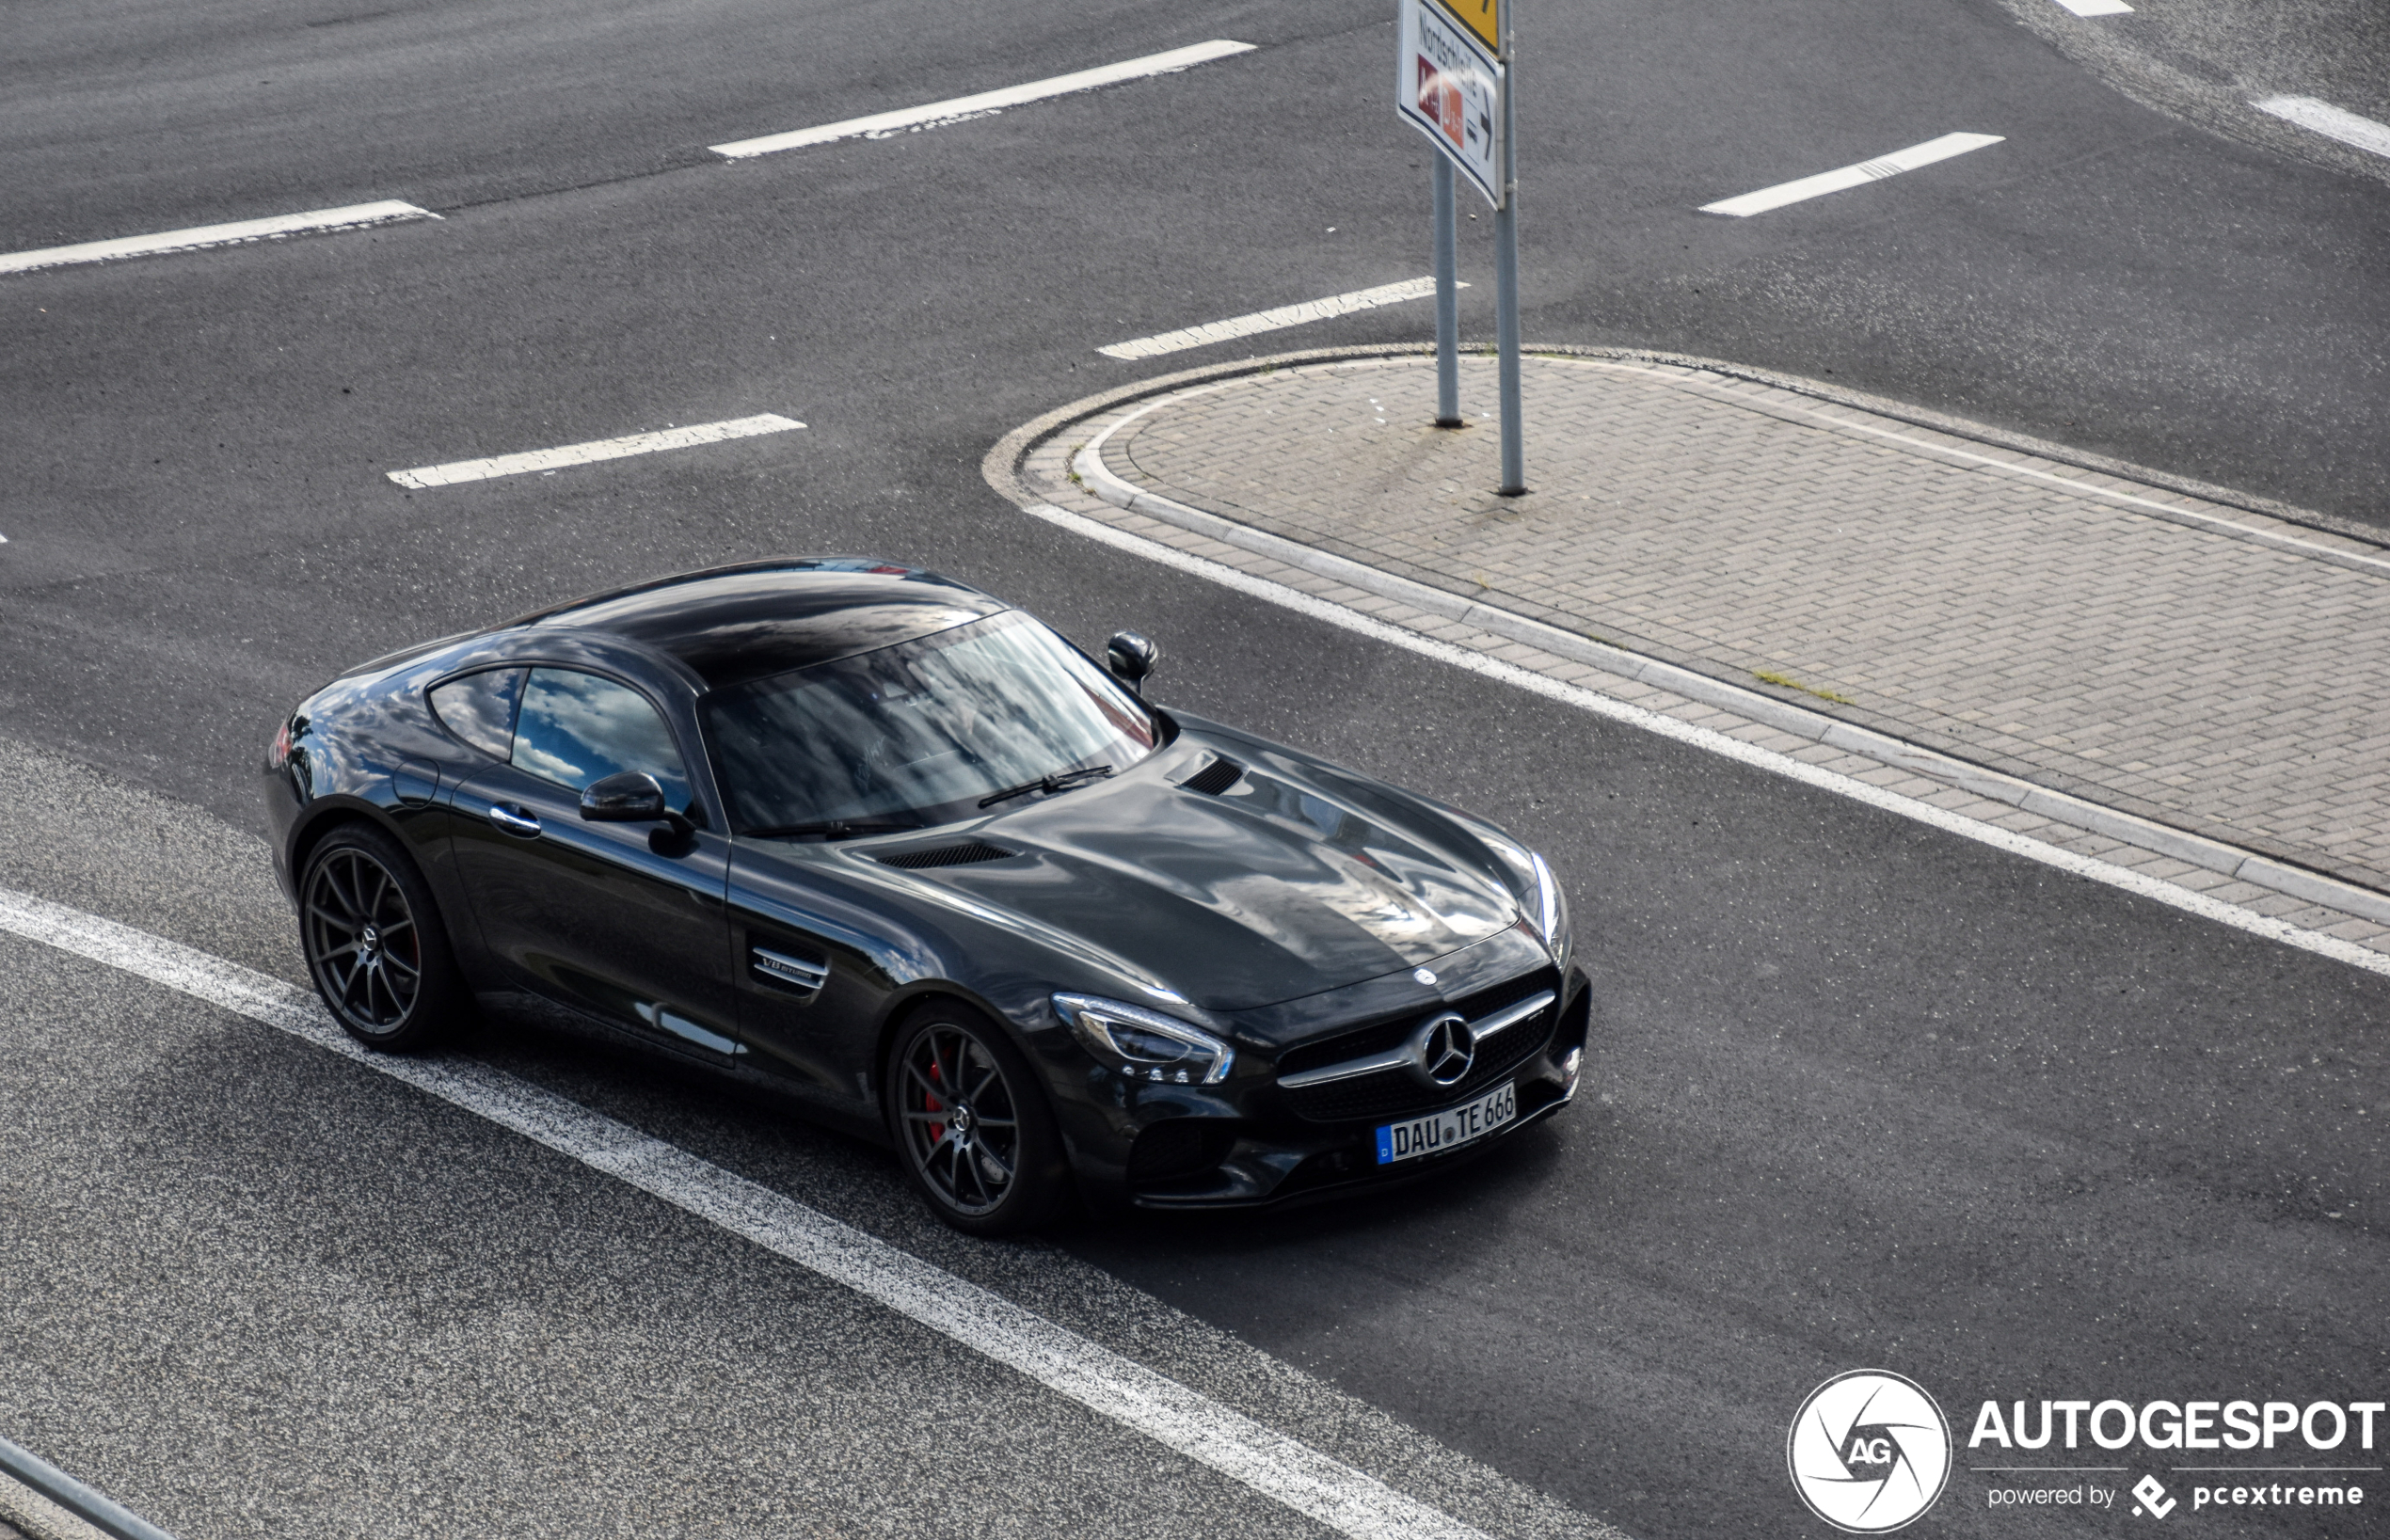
(987, 346, 2390, 961)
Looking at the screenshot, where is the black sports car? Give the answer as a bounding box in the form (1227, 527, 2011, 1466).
(263, 558, 1587, 1231)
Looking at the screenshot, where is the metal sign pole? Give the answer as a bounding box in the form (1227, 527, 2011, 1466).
(1493, 10, 1523, 495)
(1433, 156, 1460, 428)
(1396, 0, 1502, 442)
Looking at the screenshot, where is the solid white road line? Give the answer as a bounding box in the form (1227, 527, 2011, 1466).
(2254, 96, 2390, 160)
(387, 415, 805, 489)
(2050, 0, 2132, 15)
(711, 40, 1255, 159)
(0, 886, 1497, 1540)
(1099, 278, 1462, 361)
(1019, 485, 2390, 983)
(1700, 133, 2004, 217)
(0, 202, 437, 277)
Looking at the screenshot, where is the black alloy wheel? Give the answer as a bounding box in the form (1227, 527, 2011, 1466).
(889, 1008, 1064, 1234)
(300, 823, 462, 1051)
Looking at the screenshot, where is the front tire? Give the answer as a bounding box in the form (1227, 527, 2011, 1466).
(299, 821, 465, 1052)
(886, 1004, 1068, 1235)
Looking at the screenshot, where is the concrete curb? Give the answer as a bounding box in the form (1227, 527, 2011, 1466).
(0, 1476, 108, 1540)
(981, 345, 2390, 934)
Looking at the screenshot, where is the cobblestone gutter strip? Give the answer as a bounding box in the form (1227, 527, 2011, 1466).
(982, 350, 2390, 961)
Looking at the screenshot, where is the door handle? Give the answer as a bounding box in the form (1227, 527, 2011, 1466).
(488, 803, 541, 837)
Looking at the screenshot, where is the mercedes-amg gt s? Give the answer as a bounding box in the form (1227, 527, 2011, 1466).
(263, 558, 1586, 1232)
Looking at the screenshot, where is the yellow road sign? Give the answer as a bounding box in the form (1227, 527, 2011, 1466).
(1431, 0, 1501, 56)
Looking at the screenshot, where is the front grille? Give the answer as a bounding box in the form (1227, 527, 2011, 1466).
(1183, 757, 1244, 796)
(1276, 968, 1561, 1124)
(1274, 967, 1556, 1080)
(874, 842, 1012, 870)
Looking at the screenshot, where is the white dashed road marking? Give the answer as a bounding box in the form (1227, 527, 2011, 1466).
(0, 886, 1506, 1540)
(2255, 96, 2390, 160)
(710, 40, 1255, 159)
(2050, 0, 2132, 16)
(1700, 132, 2004, 216)
(0, 201, 437, 277)
(1098, 278, 1463, 361)
(387, 414, 805, 488)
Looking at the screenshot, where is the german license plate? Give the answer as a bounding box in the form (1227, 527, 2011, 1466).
(1375, 1080, 1517, 1165)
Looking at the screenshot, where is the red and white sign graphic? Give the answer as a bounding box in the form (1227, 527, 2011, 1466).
(1396, 0, 1504, 206)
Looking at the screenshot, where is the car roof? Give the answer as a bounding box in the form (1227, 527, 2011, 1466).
(506, 557, 1008, 690)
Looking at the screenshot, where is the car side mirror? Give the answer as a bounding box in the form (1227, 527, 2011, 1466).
(581, 771, 668, 823)
(1105, 630, 1160, 695)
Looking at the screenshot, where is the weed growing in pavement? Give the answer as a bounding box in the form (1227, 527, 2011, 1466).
(1754, 670, 1855, 706)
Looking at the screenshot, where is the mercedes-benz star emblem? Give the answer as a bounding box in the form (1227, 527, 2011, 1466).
(1417, 1013, 1475, 1087)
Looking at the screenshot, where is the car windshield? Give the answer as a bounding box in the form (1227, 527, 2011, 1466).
(705, 611, 1159, 834)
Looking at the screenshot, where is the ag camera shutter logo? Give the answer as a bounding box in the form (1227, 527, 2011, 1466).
(1788, 1370, 1953, 1532)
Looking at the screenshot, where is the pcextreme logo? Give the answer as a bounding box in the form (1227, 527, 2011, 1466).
(1788, 1370, 1954, 1532)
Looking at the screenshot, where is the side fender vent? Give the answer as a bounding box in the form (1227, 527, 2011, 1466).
(875, 842, 1013, 870)
(1183, 757, 1245, 797)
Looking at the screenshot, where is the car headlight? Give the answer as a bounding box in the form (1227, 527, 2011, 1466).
(1053, 993, 1235, 1085)
(1475, 825, 1569, 956)
(1529, 850, 1568, 953)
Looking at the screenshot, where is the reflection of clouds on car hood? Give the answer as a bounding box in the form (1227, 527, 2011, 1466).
(925, 753, 1523, 1012)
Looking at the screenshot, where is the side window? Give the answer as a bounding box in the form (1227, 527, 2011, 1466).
(428, 668, 525, 759)
(512, 668, 695, 814)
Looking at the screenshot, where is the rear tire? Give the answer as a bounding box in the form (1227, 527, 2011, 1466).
(299, 821, 466, 1052)
(885, 1003, 1069, 1235)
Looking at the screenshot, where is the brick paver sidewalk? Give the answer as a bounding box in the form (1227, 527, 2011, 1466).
(1076, 352, 2390, 904)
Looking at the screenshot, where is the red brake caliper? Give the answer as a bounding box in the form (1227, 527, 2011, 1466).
(924, 1056, 945, 1144)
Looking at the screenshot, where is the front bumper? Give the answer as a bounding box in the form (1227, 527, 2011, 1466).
(1058, 963, 1592, 1213)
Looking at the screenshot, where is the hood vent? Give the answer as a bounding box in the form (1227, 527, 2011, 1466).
(1183, 757, 1245, 796)
(874, 841, 1013, 870)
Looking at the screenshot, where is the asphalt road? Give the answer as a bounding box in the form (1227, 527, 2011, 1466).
(2, 0, 2386, 1536)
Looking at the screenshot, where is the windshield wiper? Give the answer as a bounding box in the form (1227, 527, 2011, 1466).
(741, 818, 924, 841)
(977, 764, 1114, 809)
